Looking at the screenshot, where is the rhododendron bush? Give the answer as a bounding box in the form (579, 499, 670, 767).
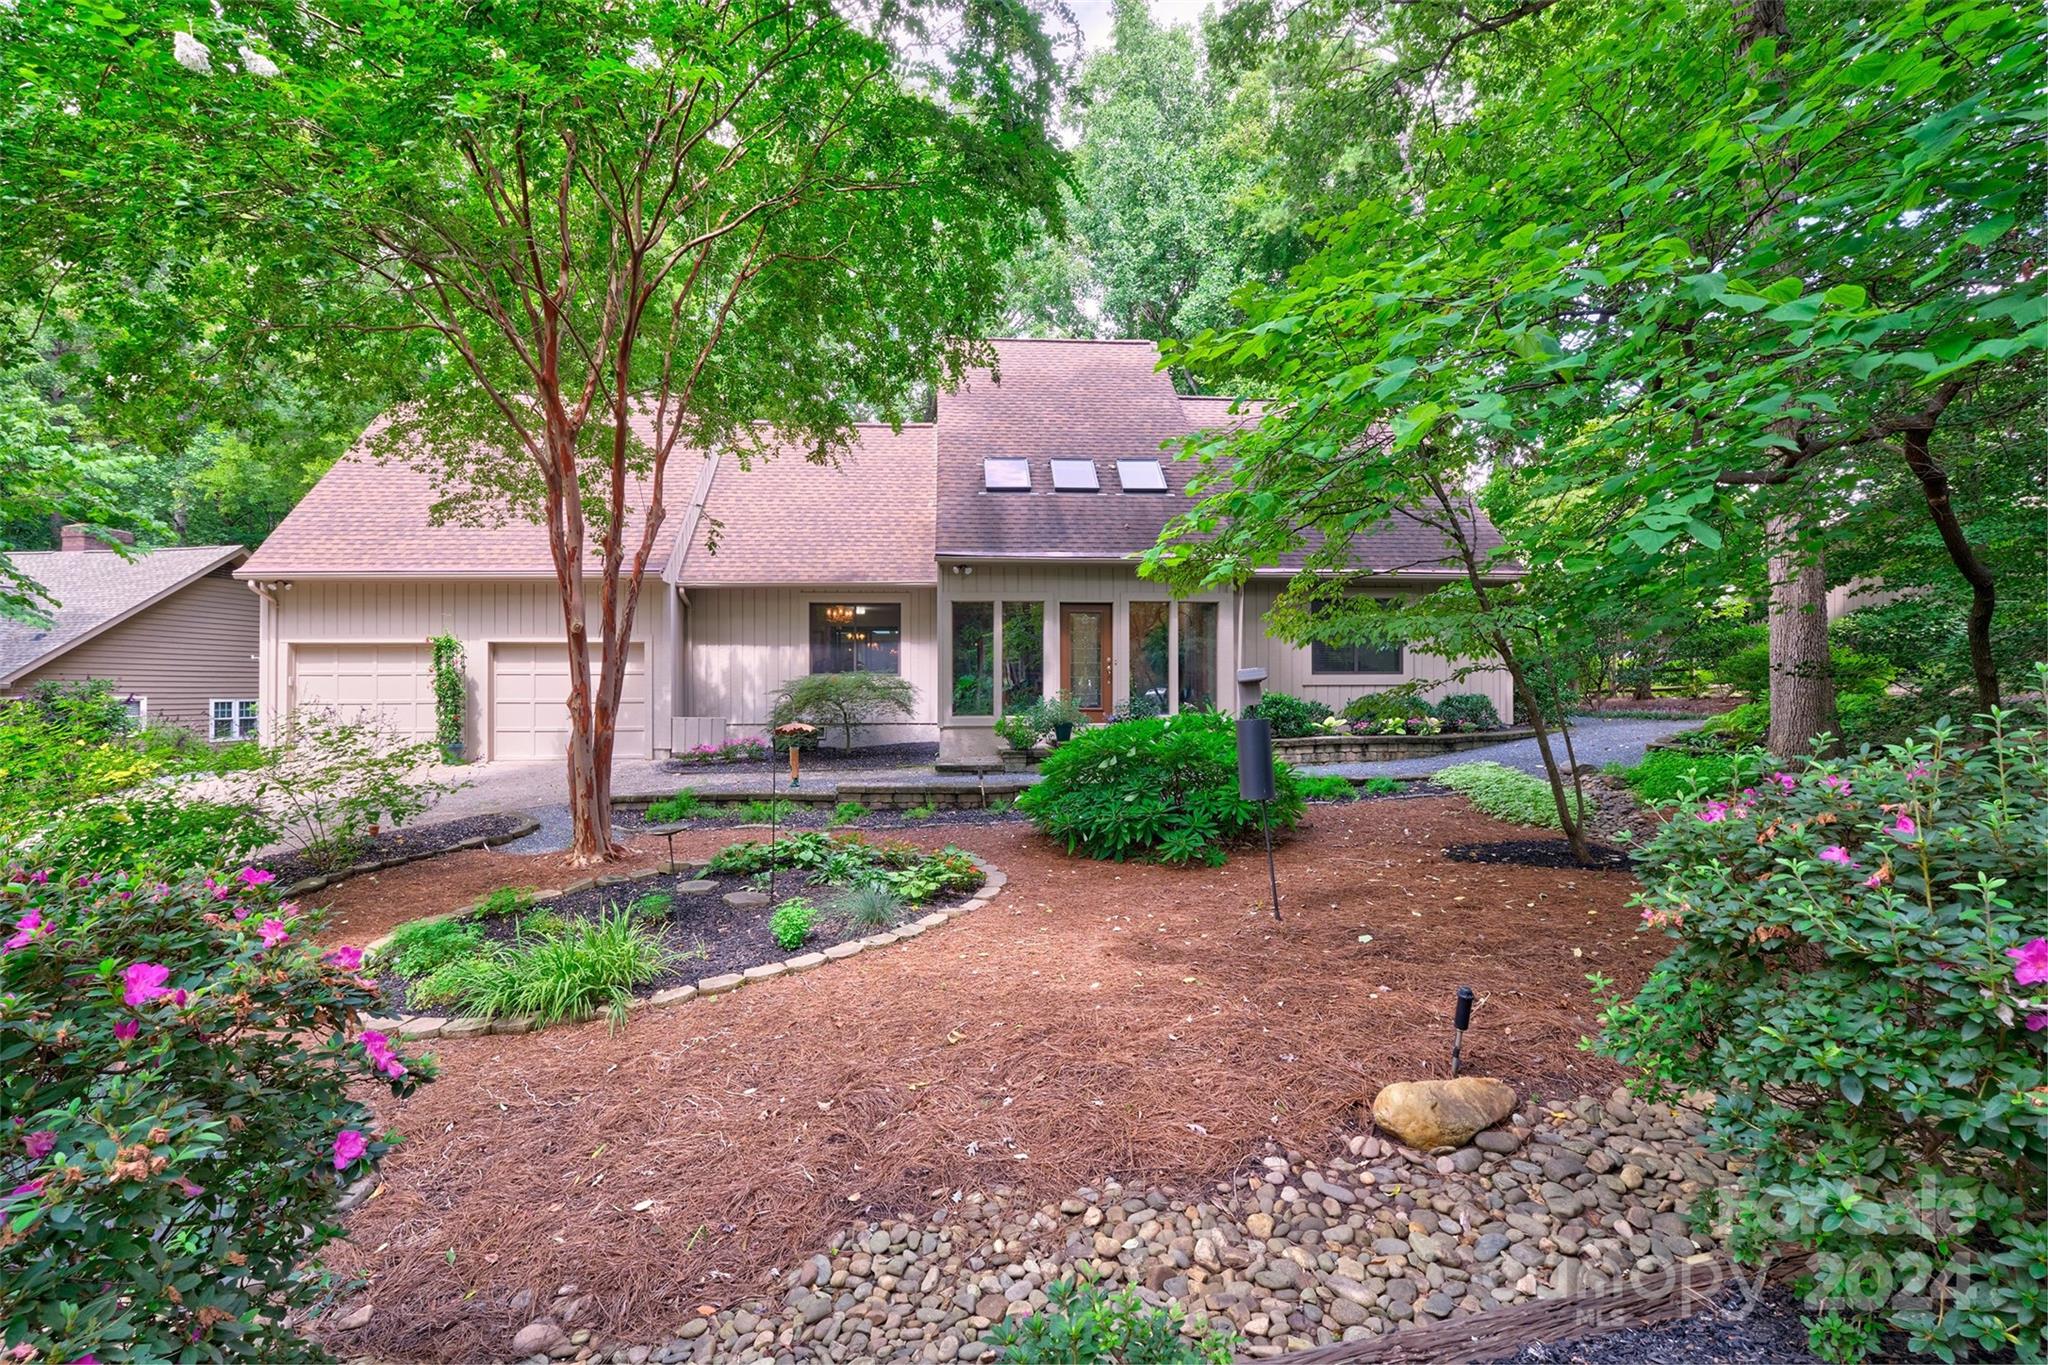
(1594, 699, 2048, 1361)
(0, 867, 432, 1360)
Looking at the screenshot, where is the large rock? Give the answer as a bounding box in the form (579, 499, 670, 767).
(1370, 1078, 1517, 1150)
(510, 1320, 568, 1356)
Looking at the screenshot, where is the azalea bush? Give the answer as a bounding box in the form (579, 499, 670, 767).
(1017, 711, 1303, 866)
(1594, 699, 2048, 1361)
(0, 864, 431, 1361)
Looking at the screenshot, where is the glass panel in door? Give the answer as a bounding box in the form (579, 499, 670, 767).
(1061, 605, 1110, 721)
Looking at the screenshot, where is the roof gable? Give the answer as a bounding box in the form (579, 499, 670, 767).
(1, 546, 247, 684)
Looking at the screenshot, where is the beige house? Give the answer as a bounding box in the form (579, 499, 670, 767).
(0, 528, 258, 739)
(239, 339, 1512, 763)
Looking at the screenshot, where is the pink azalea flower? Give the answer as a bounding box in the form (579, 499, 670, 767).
(237, 866, 276, 887)
(333, 1129, 369, 1170)
(1821, 775, 1852, 795)
(25, 869, 47, 885)
(175, 1176, 204, 1198)
(122, 961, 172, 1008)
(1773, 772, 1797, 790)
(259, 917, 291, 949)
(232, 905, 251, 921)
(1908, 763, 1931, 778)
(1819, 845, 1857, 866)
(23, 1130, 55, 1160)
(2007, 938, 2048, 986)
(1891, 815, 1917, 838)
(2029, 1014, 2048, 1033)
(1864, 872, 1885, 889)
(9, 1177, 47, 1198)
(361, 1030, 407, 1079)
(2, 908, 47, 952)
(113, 1019, 141, 1042)
(203, 876, 233, 901)
(326, 945, 365, 971)
(1695, 802, 1727, 824)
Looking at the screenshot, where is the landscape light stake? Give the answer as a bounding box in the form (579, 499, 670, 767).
(1452, 986, 1475, 1077)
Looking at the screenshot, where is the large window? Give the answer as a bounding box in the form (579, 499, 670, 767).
(950, 601, 994, 715)
(1127, 601, 1169, 717)
(810, 602, 902, 674)
(1000, 601, 1044, 714)
(1176, 602, 1219, 710)
(1311, 638, 1403, 674)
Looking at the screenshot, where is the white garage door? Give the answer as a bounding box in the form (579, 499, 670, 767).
(490, 642, 648, 761)
(289, 643, 435, 741)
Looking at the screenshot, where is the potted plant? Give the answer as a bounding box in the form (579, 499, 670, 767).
(1038, 691, 1084, 744)
(993, 712, 1039, 771)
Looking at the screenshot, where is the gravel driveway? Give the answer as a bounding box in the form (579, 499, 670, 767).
(1296, 716, 1701, 780)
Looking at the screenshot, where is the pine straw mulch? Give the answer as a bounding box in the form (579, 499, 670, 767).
(308, 798, 1666, 1362)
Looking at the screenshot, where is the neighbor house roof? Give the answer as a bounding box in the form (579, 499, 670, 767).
(1, 545, 247, 685)
(669, 425, 937, 587)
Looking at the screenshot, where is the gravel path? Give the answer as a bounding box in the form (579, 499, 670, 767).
(1298, 717, 1699, 780)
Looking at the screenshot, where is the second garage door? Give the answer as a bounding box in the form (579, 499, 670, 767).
(490, 642, 649, 761)
(289, 643, 436, 741)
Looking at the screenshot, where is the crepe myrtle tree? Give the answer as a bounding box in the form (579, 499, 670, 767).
(2, 0, 1070, 862)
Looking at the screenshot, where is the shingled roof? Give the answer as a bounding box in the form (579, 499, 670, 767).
(1, 546, 246, 684)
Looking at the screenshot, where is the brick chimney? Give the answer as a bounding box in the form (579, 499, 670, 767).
(59, 524, 136, 553)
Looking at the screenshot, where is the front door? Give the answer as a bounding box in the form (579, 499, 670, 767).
(1061, 604, 1112, 722)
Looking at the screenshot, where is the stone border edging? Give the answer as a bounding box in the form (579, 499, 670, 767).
(1272, 728, 1534, 765)
(358, 852, 1007, 1041)
(279, 814, 544, 897)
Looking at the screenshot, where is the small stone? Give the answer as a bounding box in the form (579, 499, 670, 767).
(648, 986, 698, 1007)
(1451, 1147, 1485, 1174)
(441, 1016, 491, 1038)
(1619, 1165, 1646, 1191)
(796, 1293, 832, 1325)
(675, 880, 717, 893)
(1246, 1212, 1275, 1239)
(1473, 1129, 1522, 1155)
(335, 1303, 374, 1331)
(783, 952, 827, 972)
(511, 1321, 568, 1356)
(723, 890, 771, 908)
(395, 1016, 446, 1039)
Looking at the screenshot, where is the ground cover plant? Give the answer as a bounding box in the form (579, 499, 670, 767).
(1438, 761, 1591, 831)
(1609, 748, 1768, 806)
(986, 1277, 1239, 1364)
(737, 799, 799, 824)
(829, 801, 869, 826)
(704, 831, 981, 905)
(1296, 774, 1354, 802)
(0, 864, 430, 1360)
(1596, 694, 2048, 1361)
(1019, 711, 1304, 865)
(645, 790, 704, 822)
(383, 914, 484, 980)
(1360, 777, 1401, 797)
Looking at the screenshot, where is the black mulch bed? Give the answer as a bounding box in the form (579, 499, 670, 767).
(1495, 1285, 1817, 1364)
(1443, 838, 1636, 871)
(259, 812, 535, 888)
(372, 863, 983, 1015)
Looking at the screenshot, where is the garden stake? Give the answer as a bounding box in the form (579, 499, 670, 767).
(1261, 800, 1281, 923)
(1236, 716, 1281, 922)
(1452, 986, 1475, 1077)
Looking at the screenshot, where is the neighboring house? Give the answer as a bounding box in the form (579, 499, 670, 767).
(240, 338, 1514, 762)
(0, 527, 259, 740)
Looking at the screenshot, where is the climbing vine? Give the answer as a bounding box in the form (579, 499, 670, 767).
(429, 634, 465, 760)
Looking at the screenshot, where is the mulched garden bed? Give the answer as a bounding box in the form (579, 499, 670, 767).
(1444, 839, 1636, 870)
(662, 741, 940, 774)
(257, 811, 536, 889)
(1495, 1285, 1818, 1365)
(612, 803, 1032, 837)
(370, 862, 984, 1015)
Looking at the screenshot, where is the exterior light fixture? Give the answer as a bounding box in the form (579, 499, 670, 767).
(1452, 986, 1475, 1076)
(1236, 716, 1281, 922)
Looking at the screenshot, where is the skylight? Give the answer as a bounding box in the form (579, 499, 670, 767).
(1050, 459, 1099, 492)
(1116, 459, 1167, 492)
(983, 457, 1031, 492)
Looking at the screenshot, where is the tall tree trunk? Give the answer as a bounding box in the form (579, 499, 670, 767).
(1899, 423, 2000, 712)
(1765, 514, 1835, 757)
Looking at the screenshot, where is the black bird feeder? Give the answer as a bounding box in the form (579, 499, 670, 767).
(1451, 986, 1475, 1076)
(1237, 717, 1282, 922)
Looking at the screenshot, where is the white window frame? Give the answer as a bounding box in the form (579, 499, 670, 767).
(211, 698, 259, 742)
(121, 695, 147, 729)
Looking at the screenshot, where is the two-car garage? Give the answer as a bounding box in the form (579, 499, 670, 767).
(287, 640, 650, 761)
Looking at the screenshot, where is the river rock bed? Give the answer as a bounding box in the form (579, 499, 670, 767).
(464, 1087, 1736, 1365)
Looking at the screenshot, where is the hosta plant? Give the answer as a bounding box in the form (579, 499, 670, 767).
(0, 865, 431, 1361)
(1594, 699, 2048, 1362)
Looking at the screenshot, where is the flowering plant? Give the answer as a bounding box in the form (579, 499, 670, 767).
(1594, 695, 2048, 1360)
(1, 866, 433, 1360)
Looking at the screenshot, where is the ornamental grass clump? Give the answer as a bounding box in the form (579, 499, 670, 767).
(1016, 711, 1303, 866)
(0, 865, 430, 1361)
(413, 910, 671, 1025)
(1594, 698, 2048, 1362)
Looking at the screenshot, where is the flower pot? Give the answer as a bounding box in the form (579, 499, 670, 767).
(1053, 722, 1073, 743)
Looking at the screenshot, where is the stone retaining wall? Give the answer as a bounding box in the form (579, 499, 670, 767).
(1273, 729, 1532, 766)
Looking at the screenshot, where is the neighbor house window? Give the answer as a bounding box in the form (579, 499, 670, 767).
(810, 602, 902, 674)
(211, 699, 257, 741)
(121, 695, 147, 729)
(950, 601, 994, 716)
(1127, 601, 1169, 717)
(1176, 602, 1218, 710)
(999, 601, 1044, 713)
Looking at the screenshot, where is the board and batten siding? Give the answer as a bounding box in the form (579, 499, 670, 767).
(11, 566, 259, 737)
(257, 577, 675, 759)
(676, 586, 940, 747)
(1237, 578, 1514, 718)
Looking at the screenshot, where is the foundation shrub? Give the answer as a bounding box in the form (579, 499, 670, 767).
(1593, 699, 2048, 1362)
(1433, 692, 1502, 731)
(1016, 711, 1303, 866)
(0, 866, 430, 1361)
(1437, 760, 1590, 829)
(1243, 691, 1332, 739)
(1340, 689, 1436, 723)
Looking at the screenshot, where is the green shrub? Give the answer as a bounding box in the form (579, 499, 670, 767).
(1437, 761, 1590, 829)
(993, 713, 1040, 751)
(0, 867, 432, 1360)
(1244, 691, 1333, 739)
(706, 832, 979, 903)
(769, 897, 816, 950)
(1704, 699, 1769, 744)
(985, 1277, 1238, 1364)
(1594, 700, 2048, 1361)
(842, 883, 905, 930)
(737, 798, 799, 824)
(645, 790, 704, 822)
(829, 800, 869, 826)
(1361, 777, 1401, 797)
(1434, 692, 1502, 731)
(245, 709, 460, 870)
(769, 672, 918, 750)
(1341, 689, 1436, 722)
(1296, 774, 1354, 802)
(629, 890, 673, 921)
(1610, 748, 1769, 805)
(1016, 712, 1303, 866)
(902, 803, 938, 820)
(477, 885, 536, 917)
(1714, 641, 1893, 699)
(385, 915, 485, 979)
(414, 911, 671, 1024)
(516, 907, 568, 940)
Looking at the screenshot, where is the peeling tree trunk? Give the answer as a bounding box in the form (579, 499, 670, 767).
(1765, 514, 1835, 757)
(1900, 423, 2000, 712)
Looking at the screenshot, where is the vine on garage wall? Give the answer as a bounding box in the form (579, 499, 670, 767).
(429, 634, 466, 762)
